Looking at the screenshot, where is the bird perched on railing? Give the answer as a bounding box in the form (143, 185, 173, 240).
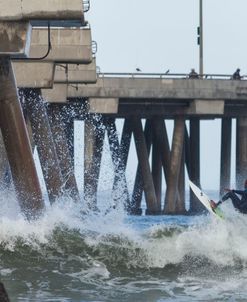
(136, 68, 141, 72)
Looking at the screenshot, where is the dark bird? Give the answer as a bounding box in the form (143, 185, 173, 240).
(165, 69, 170, 74)
(136, 68, 141, 72)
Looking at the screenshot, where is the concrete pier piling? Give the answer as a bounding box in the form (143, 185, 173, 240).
(236, 117, 247, 188)
(220, 118, 232, 195)
(1, 0, 247, 218)
(189, 118, 203, 214)
(105, 118, 130, 209)
(164, 117, 185, 214)
(132, 118, 159, 215)
(131, 119, 153, 215)
(47, 104, 80, 202)
(22, 89, 64, 203)
(84, 116, 105, 209)
(0, 57, 44, 219)
(152, 119, 162, 212)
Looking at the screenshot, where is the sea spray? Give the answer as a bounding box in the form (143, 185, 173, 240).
(0, 190, 247, 300)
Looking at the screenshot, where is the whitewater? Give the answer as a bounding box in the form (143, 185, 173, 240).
(0, 188, 246, 301)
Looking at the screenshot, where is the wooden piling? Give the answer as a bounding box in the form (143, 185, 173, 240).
(164, 117, 185, 214)
(0, 57, 44, 219)
(23, 89, 64, 204)
(220, 118, 232, 195)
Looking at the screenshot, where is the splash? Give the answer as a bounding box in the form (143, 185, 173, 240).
(0, 188, 247, 272)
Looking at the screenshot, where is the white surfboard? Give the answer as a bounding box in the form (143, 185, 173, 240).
(189, 180, 224, 219)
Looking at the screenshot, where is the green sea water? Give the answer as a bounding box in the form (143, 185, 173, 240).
(0, 189, 247, 301)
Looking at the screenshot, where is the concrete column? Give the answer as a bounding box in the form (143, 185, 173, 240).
(62, 109, 75, 168)
(236, 117, 247, 188)
(152, 119, 162, 212)
(152, 118, 170, 183)
(132, 118, 159, 215)
(105, 118, 130, 209)
(189, 118, 203, 213)
(177, 143, 186, 213)
(120, 118, 132, 170)
(164, 117, 185, 214)
(47, 103, 80, 202)
(184, 125, 191, 177)
(152, 118, 184, 213)
(0, 130, 11, 188)
(24, 115, 35, 151)
(23, 89, 64, 204)
(131, 119, 152, 215)
(220, 118, 232, 195)
(0, 57, 44, 219)
(84, 118, 96, 208)
(84, 116, 105, 209)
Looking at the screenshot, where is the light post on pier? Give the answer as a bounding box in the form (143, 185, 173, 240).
(198, 0, 203, 76)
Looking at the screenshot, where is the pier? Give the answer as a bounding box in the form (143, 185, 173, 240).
(0, 1, 247, 217)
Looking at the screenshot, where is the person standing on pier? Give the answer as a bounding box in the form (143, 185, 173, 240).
(188, 68, 199, 79)
(232, 68, 241, 80)
(211, 179, 247, 214)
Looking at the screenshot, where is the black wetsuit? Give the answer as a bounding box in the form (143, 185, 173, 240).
(221, 189, 247, 214)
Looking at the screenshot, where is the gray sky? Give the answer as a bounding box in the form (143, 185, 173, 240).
(88, 0, 247, 75)
(85, 0, 246, 190)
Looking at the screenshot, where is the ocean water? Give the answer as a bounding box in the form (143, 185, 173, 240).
(0, 189, 247, 301)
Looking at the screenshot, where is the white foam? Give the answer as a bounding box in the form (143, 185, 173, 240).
(0, 188, 247, 269)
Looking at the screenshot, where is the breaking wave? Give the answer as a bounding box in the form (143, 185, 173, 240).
(1, 188, 247, 301)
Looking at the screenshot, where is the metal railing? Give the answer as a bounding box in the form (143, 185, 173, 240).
(96, 72, 247, 80)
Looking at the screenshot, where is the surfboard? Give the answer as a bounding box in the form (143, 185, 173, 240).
(189, 180, 224, 219)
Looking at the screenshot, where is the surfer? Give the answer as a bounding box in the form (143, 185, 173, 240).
(211, 180, 247, 214)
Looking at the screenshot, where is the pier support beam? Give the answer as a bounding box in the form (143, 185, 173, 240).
(22, 89, 64, 203)
(164, 117, 185, 214)
(220, 118, 232, 195)
(152, 119, 170, 183)
(120, 118, 132, 171)
(105, 118, 130, 208)
(84, 116, 105, 209)
(178, 144, 186, 213)
(0, 130, 11, 187)
(184, 125, 191, 177)
(189, 118, 203, 213)
(132, 118, 159, 215)
(0, 57, 44, 219)
(131, 119, 152, 215)
(236, 117, 247, 188)
(61, 106, 75, 168)
(47, 103, 80, 202)
(152, 119, 162, 212)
